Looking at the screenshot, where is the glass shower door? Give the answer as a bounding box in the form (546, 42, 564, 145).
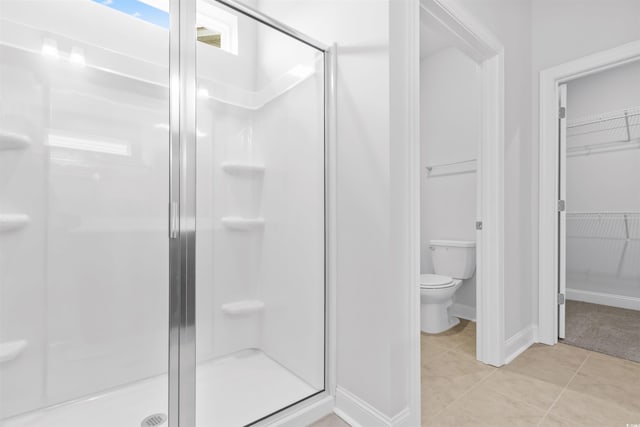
(0, 1, 171, 425)
(193, 1, 327, 425)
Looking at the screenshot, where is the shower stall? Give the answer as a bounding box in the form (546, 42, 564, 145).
(0, 0, 333, 425)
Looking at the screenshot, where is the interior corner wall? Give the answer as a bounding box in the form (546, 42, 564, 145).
(255, 0, 410, 422)
(449, 0, 534, 341)
(531, 0, 640, 326)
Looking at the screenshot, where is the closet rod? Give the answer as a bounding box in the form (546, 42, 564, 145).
(567, 139, 640, 157)
(567, 107, 640, 129)
(425, 158, 476, 172)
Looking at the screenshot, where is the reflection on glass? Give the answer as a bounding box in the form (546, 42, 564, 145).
(194, 1, 326, 425)
(0, 0, 169, 425)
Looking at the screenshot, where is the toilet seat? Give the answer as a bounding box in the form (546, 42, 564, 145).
(420, 273, 454, 289)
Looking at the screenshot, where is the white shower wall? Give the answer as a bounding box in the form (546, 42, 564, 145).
(0, 1, 172, 417)
(420, 47, 480, 315)
(1, 0, 325, 420)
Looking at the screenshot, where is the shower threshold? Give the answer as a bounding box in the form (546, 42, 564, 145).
(3, 349, 317, 427)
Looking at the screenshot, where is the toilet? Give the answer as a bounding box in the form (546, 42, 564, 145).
(420, 240, 476, 334)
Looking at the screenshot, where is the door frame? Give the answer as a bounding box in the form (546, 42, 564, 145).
(537, 40, 640, 345)
(406, 1, 505, 419)
(168, 0, 337, 425)
(413, 0, 506, 367)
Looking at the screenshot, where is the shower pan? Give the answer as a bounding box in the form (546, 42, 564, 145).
(0, 0, 333, 426)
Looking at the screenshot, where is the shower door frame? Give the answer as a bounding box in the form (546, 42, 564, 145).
(167, 1, 337, 426)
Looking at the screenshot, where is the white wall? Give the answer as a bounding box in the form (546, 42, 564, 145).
(420, 47, 480, 312)
(256, 0, 414, 421)
(565, 60, 640, 301)
(254, 28, 325, 388)
(531, 0, 640, 322)
(566, 60, 640, 212)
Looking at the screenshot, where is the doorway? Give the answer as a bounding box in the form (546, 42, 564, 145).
(545, 58, 640, 362)
(538, 41, 640, 357)
(416, 0, 505, 370)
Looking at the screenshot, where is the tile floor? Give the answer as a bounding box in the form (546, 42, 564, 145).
(422, 320, 640, 426)
(310, 414, 350, 427)
(311, 319, 640, 427)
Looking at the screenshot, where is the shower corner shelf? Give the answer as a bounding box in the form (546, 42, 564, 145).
(0, 340, 28, 363)
(0, 131, 31, 150)
(221, 162, 265, 175)
(222, 216, 265, 231)
(0, 214, 30, 232)
(222, 300, 265, 316)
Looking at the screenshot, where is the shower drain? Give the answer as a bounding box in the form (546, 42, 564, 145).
(141, 413, 167, 427)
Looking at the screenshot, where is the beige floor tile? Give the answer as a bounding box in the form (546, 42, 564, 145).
(522, 343, 590, 369)
(420, 335, 450, 359)
(503, 345, 586, 387)
(421, 349, 495, 391)
(481, 369, 564, 410)
(308, 414, 350, 427)
(421, 382, 456, 421)
(578, 351, 640, 386)
(421, 320, 475, 350)
(452, 333, 476, 358)
(421, 348, 495, 423)
(566, 367, 640, 413)
(549, 388, 640, 427)
(423, 407, 493, 427)
(426, 385, 545, 427)
(538, 414, 581, 427)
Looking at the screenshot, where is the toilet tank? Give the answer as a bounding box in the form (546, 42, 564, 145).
(429, 240, 476, 279)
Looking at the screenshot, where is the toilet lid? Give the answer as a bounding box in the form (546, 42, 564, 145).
(420, 274, 454, 288)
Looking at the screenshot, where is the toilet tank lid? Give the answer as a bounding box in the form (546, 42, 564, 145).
(429, 239, 475, 248)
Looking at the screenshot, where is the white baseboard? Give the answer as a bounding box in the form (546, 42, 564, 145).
(450, 303, 476, 321)
(271, 395, 334, 426)
(334, 386, 410, 427)
(504, 324, 537, 364)
(567, 288, 640, 311)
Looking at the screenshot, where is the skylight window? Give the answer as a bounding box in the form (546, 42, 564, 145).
(92, 0, 169, 29)
(92, 0, 238, 54)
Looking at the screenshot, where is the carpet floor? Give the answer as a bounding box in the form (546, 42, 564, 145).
(563, 300, 640, 363)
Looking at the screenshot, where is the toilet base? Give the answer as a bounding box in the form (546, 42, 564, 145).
(420, 300, 460, 334)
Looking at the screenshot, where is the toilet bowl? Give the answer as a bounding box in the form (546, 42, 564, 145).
(420, 240, 475, 334)
(420, 274, 462, 333)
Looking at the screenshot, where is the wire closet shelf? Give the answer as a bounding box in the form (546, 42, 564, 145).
(567, 106, 640, 156)
(566, 211, 640, 279)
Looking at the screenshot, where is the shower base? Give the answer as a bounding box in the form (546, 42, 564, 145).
(4, 349, 317, 427)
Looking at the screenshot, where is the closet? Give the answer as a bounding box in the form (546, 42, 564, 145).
(561, 59, 640, 362)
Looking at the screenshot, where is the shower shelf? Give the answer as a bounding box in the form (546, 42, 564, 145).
(222, 300, 265, 316)
(0, 340, 27, 363)
(222, 217, 265, 231)
(0, 131, 30, 150)
(0, 214, 30, 232)
(221, 162, 265, 175)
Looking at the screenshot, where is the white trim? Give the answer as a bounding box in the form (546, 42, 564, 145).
(269, 395, 334, 427)
(537, 40, 640, 345)
(450, 303, 476, 321)
(334, 387, 411, 427)
(504, 324, 538, 364)
(417, 0, 505, 368)
(326, 44, 338, 401)
(566, 289, 640, 311)
(403, 0, 422, 425)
